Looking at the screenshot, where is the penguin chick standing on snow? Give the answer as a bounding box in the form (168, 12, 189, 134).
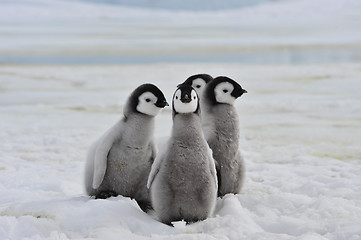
(202, 76, 247, 197)
(154, 74, 213, 160)
(180, 74, 213, 97)
(147, 85, 217, 225)
(84, 84, 168, 212)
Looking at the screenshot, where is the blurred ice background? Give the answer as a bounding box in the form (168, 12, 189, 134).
(1, 0, 361, 239)
(1, 0, 361, 64)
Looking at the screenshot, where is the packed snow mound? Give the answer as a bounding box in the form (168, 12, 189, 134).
(0, 195, 259, 239)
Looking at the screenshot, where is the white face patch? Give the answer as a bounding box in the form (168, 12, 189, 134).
(214, 82, 236, 105)
(136, 92, 162, 116)
(191, 78, 207, 96)
(173, 89, 198, 113)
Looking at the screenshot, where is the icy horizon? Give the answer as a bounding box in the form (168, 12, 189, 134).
(1, 0, 361, 64)
(76, 0, 272, 11)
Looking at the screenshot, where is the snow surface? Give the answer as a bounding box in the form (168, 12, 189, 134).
(1, 0, 361, 239)
(1, 63, 361, 240)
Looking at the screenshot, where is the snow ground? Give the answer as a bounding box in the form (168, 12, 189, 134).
(0, 63, 361, 240)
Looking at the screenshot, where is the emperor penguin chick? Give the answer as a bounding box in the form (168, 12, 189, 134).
(147, 85, 217, 225)
(202, 76, 247, 197)
(180, 73, 213, 97)
(84, 84, 168, 212)
(180, 73, 213, 122)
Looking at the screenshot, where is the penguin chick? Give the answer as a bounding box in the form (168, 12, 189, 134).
(84, 83, 168, 212)
(180, 74, 213, 97)
(147, 85, 217, 225)
(202, 76, 247, 197)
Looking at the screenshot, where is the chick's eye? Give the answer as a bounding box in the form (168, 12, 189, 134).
(193, 96, 196, 99)
(145, 98, 151, 102)
(175, 96, 178, 100)
(223, 89, 228, 93)
(196, 85, 201, 88)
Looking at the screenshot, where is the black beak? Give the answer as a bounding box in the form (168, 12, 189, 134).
(231, 88, 247, 98)
(155, 100, 169, 108)
(181, 93, 191, 103)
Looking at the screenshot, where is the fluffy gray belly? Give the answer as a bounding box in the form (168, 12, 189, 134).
(101, 144, 152, 197)
(164, 145, 214, 197)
